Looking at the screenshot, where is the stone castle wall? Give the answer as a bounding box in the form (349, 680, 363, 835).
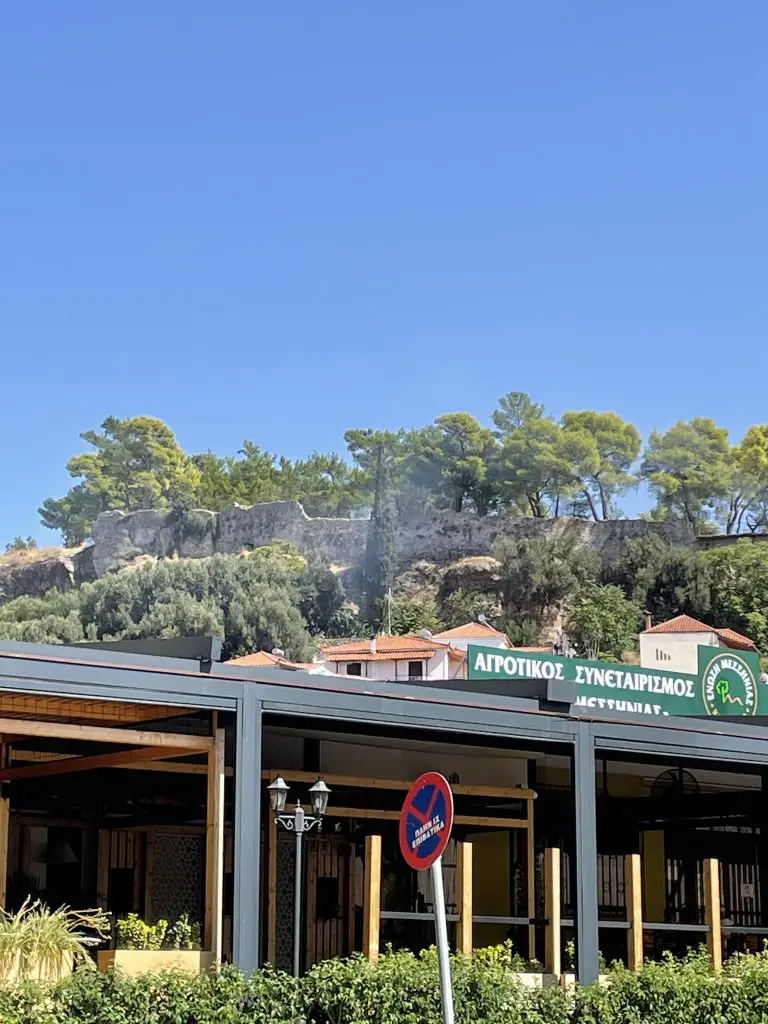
(86, 500, 696, 577)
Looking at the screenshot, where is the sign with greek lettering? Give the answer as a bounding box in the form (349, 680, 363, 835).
(467, 644, 763, 720)
(399, 772, 454, 870)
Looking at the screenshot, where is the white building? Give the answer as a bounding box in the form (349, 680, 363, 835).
(639, 613, 757, 676)
(319, 633, 466, 681)
(320, 621, 519, 681)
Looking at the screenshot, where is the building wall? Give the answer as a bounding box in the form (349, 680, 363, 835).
(324, 650, 454, 681)
(639, 631, 721, 675)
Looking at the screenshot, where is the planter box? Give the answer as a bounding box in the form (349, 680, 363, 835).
(97, 950, 215, 976)
(560, 973, 610, 987)
(510, 972, 560, 988)
(0, 952, 73, 984)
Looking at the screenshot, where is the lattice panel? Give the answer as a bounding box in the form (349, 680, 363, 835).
(150, 833, 204, 927)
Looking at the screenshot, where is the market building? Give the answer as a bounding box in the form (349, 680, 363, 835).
(0, 627, 766, 982)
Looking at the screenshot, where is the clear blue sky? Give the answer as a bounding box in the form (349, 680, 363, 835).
(3, 3, 767, 544)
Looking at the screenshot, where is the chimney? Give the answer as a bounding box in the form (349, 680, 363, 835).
(370, 637, 377, 654)
(644, 611, 652, 632)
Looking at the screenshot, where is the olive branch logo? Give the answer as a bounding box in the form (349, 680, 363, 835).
(715, 676, 743, 706)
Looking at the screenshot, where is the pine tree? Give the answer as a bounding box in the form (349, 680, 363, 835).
(363, 443, 396, 627)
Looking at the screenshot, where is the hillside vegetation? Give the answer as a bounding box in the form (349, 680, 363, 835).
(1, 534, 766, 661)
(25, 397, 768, 548)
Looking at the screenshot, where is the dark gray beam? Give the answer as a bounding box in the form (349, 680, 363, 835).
(0, 643, 240, 708)
(591, 720, 768, 765)
(233, 686, 263, 972)
(72, 635, 224, 665)
(573, 724, 599, 985)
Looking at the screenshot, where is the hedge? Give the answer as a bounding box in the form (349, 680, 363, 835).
(2, 945, 768, 1024)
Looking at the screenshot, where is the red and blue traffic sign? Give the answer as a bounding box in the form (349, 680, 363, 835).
(399, 771, 454, 871)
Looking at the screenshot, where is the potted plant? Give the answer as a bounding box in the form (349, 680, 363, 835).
(97, 913, 214, 975)
(0, 899, 109, 983)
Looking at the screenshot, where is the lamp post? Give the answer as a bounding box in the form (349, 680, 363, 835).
(267, 776, 331, 976)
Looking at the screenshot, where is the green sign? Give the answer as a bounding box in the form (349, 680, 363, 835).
(699, 647, 760, 717)
(467, 644, 763, 720)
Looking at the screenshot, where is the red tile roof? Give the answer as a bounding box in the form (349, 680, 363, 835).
(643, 614, 715, 635)
(642, 614, 757, 651)
(434, 621, 508, 641)
(321, 634, 453, 663)
(228, 650, 308, 669)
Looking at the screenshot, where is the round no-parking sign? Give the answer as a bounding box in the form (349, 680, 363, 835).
(399, 771, 454, 871)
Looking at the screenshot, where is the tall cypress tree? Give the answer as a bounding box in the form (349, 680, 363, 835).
(364, 443, 396, 628)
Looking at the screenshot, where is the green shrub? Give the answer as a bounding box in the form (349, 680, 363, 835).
(6, 945, 768, 1024)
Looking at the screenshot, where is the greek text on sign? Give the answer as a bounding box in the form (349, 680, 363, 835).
(399, 772, 454, 871)
(467, 644, 763, 720)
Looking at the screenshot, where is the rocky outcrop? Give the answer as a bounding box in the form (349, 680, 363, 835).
(0, 554, 77, 603)
(439, 556, 503, 596)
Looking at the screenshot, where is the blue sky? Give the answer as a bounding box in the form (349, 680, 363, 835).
(2, 3, 767, 544)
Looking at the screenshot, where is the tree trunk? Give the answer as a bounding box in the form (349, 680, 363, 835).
(599, 485, 610, 521)
(583, 489, 601, 522)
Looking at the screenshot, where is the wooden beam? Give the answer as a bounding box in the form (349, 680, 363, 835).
(363, 835, 381, 965)
(0, 716, 213, 750)
(527, 795, 536, 961)
(0, 745, 195, 781)
(544, 847, 561, 977)
(204, 728, 226, 962)
(325, 806, 526, 829)
(625, 853, 643, 971)
(704, 857, 722, 972)
(456, 842, 473, 956)
(262, 768, 535, 801)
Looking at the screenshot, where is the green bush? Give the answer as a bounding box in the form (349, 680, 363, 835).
(4, 946, 768, 1024)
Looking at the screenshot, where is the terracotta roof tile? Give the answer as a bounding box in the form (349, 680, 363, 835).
(320, 634, 451, 662)
(434, 621, 508, 640)
(642, 614, 715, 635)
(642, 614, 757, 651)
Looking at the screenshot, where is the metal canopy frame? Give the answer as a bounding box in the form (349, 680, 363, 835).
(3, 640, 768, 982)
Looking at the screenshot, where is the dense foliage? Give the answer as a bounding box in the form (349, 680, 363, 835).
(2, 947, 768, 1024)
(33, 400, 768, 545)
(0, 545, 352, 660)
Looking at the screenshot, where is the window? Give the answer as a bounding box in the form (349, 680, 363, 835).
(408, 661, 423, 679)
(346, 662, 362, 676)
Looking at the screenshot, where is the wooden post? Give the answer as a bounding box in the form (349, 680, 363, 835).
(625, 853, 643, 971)
(527, 796, 536, 961)
(204, 727, 226, 962)
(363, 834, 381, 965)
(703, 858, 723, 972)
(544, 847, 561, 977)
(0, 741, 9, 909)
(456, 841, 473, 955)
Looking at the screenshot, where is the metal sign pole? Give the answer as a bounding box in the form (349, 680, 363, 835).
(293, 804, 304, 977)
(430, 856, 455, 1024)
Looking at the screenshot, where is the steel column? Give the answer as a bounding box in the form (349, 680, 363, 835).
(573, 723, 599, 984)
(233, 686, 262, 972)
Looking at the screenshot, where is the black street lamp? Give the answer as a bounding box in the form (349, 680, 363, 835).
(267, 776, 331, 976)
